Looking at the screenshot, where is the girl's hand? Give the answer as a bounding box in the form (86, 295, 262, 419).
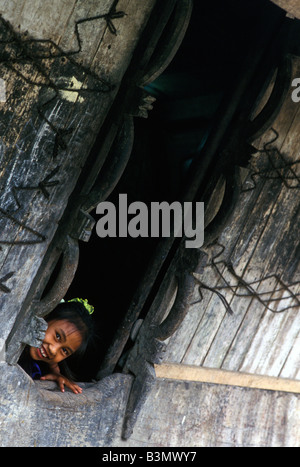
(40, 373, 83, 394)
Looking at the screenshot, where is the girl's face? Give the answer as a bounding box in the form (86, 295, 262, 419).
(29, 319, 83, 364)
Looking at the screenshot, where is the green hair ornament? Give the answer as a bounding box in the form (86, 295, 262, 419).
(66, 298, 95, 315)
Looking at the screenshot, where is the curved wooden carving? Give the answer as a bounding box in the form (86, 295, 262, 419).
(119, 9, 297, 440)
(139, 0, 193, 87)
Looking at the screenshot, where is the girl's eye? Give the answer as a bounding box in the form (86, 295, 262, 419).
(56, 332, 61, 340)
(62, 348, 69, 356)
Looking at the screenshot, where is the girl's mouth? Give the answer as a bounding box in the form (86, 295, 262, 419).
(37, 346, 48, 359)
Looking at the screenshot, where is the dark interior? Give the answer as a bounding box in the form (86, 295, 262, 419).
(64, 0, 296, 380)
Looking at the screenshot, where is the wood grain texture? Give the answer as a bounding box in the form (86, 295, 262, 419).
(115, 378, 300, 447)
(162, 56, 300, 382)
(0, 0, 157, 350)
(155, 363, 300, 393)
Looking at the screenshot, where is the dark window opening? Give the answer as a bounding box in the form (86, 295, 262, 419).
(61, 0, 290, 382)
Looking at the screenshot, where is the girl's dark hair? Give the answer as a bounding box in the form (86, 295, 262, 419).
(45, 301, 95, 380)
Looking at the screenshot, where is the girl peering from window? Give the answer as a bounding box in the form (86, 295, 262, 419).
(18, 298, 95, 394)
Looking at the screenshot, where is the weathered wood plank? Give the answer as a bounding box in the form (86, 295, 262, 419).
(154, 363, 300, 393)
(1, 362, 299, 447)
(220, 72, 300, 375)
(161, 56, 300, 381)
(0, 0, 157, 351)
(115, 378, 300, 447)
(280, 329, 300, 380)
(0, 362, 133, 447)
(207, 174, 300, 371)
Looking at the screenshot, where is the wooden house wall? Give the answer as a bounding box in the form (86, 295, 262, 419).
(0, 0, 156, 351)
(160, 57, 300, 383)
(0, 0, 299, 448)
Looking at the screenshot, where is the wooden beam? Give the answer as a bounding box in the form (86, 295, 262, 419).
(154, 363, 300, 394)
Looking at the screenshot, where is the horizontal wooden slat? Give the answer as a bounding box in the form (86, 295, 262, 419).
(155, 363, 300, 394)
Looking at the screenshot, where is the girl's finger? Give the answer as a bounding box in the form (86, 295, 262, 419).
(65, 380, 82, 394)
(59, 379, 65, 392)
(40, 374, 56, 381)
(71, 384, 82, 394)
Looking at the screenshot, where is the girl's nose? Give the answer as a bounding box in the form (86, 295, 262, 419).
(48, 343, 58, 357)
